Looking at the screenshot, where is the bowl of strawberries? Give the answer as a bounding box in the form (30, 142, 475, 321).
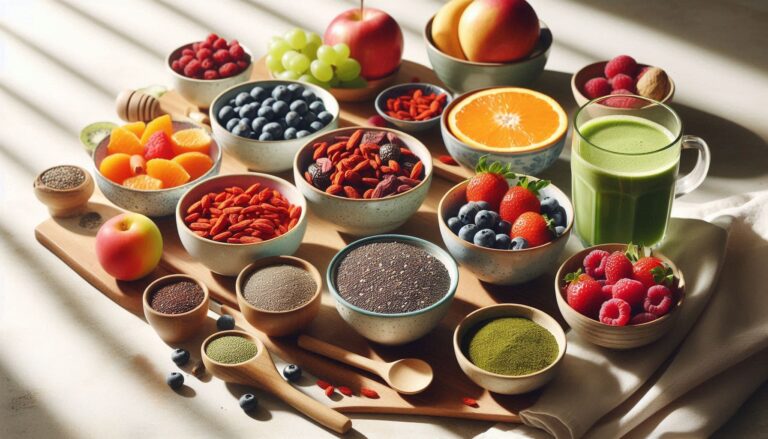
(437, 157, 572, 285)
(555, 243, 685, 349)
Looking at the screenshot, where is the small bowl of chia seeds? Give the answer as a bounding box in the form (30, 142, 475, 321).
(33, 165, 95, 217)
(327, 234, 459, 345)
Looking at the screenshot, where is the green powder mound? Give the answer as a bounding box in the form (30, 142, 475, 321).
(205, 336, 258, 364)
(467, 317, 558, 376)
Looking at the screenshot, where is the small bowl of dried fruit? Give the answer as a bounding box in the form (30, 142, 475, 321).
(374, 83, 452, 133)
(571, 55, 675, 107)
(555, 243, 685, 349)
(293, 127, 433, 236)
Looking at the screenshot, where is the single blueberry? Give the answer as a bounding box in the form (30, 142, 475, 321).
(555, 226, 566, 236)
(309, 121, 324, 132)
(216, 315, 235, 330)
(235, 91, 252, 107)
(295, 130, 311, 138)
(251, 116, 268, 134)
(228, 98, 237, 106)
(473, 228, 496, 248)
(239, 117, 251, 129)
(239, 393, 258, 412)
(540, 197, 559, 215)
(303, 111, 317, 125)
(474, 210, 499, 229)
(510, 237, 529, 250)
(262, 122, 283, 138)
(309, 100, 325, 113)
(171, 349, 190, 367)
(301, 89, 316, 103)
(272, 85, 289, 101)
(261, 97, 276, 108)
(317, 110, 334, 125)
(282, 364, 302, 382)
(283, 127, 297, 140)
(248, 130, 260, 140)
(458, 224, 478, 242)
(494, 234, 512, 250)
(239, 104, 257, 119)
(475, 201, 491, 211)
(285, 111, 302, 128)
(458, 202, 480, 224)
(447, 216, 462, 234)
(272, 100, 289, 117)
(496, 220, 512, 235)
(231, 123, 251, 138)
(232, 106, 241, 114)
(218, 105, 235, 123)
(257, 106, 275, 121)
(225, 117, 240, 131)
(289, 100, 308, 115)
(250, 86, 266, 101)
(166, 372, 184, 390)
(259, 132, 274, 141)
(551, 205, 567, 227)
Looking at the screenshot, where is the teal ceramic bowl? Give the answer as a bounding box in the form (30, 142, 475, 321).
(327, 234, 459, 345)
(374, 83, 453, 133)
(424, 17, 553, 94)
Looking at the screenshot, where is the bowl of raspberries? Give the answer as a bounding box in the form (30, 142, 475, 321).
(167, 33, 253, 108)
(571, 55, 675, 108)
(555, 243, 685, 349)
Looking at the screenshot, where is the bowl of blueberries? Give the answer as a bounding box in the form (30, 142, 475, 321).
(437, 174, 572, 285)
(211, 80, 340, 172)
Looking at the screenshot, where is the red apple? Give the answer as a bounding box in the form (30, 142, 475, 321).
(324, 7, 403, 80)
(458, 0, 540, 63)
(96, 213, 163, 281)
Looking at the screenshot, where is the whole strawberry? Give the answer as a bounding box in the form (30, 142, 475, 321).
(499, 176, 550, 224)
(565, 270, 608, 318)
(143, 131, 175, 160)
(465, 156, 515, 211)
(511, 212, 553, 247)
(604, 251, 634, 284)
(632, 256, 673, 288)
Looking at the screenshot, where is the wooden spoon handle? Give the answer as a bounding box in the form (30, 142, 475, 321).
(298, 335, 382, 376)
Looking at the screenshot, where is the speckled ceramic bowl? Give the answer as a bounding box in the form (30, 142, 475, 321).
(167, 42, 253, 109)
(293, 127, 433, 236)
(424, 17, 552, 94)
(211, 80, 340, 173)
(374, 83, 453, 133)
(438, 176, 573, 285)
(327, 234, 459, 345)
(440, 87, 567, 175)
(571, 61, 675, 107)
(176, 173, 308, 276)
(454, 304, 566, 394)
(93, 121, 222, 217)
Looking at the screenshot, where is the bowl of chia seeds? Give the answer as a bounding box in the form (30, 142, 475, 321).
(142, 274, 210, 343)
(327, 234, 459, 345)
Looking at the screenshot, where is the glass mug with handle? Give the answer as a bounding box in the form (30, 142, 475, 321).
(571, 95, 710, 247)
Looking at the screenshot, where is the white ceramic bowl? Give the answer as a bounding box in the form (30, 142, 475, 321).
(167, 42, 253, 108)
(176, 173, 308, 276)
(211, 80, 340, 173)
(454, 304, 566, 394)
(438, 176, 573, 285)
(293, 127, 433, 236)
(327, 234, 459, 345)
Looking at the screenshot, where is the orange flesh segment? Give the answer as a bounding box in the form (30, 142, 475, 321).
(146, 158, 190, 188)
(123, 121, 146, 138)
(141, 114, 173, 146)
(172, 152, 213, 181)
(123, 174, 163, 190)
(172, 128, 211, 155)
(99, 153, 133, 184)
(107, 127, 143, 156)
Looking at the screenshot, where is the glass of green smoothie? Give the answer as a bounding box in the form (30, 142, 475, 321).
(571, 95, 710, 246)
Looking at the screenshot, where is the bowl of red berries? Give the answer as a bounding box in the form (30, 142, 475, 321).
(168, 33, 253, 108)
(437, 158, 572, 285)
(571, 55, 675, 108)
(555, 243, 685, 349)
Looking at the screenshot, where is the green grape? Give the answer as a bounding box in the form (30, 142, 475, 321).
(301, 42, 320, 59)
(285, 28, 307, 50)
(306, 31, 322, 47)
(336, 58, 361, 81)
(333, 43, 350, 63)
(268, 38, 292, 60)
(316, 45, 337, 65)
(310, 60, 333, 82)
(298, 73, 319, 85)
(277, 70, 300, 80)
(281, 50, 298, 70)
(288, 53, 310, 74)
(266, 54, 284, 73)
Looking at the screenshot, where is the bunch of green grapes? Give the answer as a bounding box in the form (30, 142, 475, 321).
(266, 28, 366, 89)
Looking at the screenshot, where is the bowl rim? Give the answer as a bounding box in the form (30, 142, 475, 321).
(374, 82, 453, 125)
(293, 126, 434, 203)
(209, 79, 340, 145)
(93, 120, 222, 194)
(437, 175, 573, 253)
(554, 243, 686, 328)
(424, 17, 553, 66)
(326, 234, 459, 318)
(175, 172, 308, 248)
(235, 255, 322, 315)
(570, 60, 676, 104)
(35, 164, 92, 193)
(453, 303, 567, 379)
(166, 42, 253, 84)
(143, 273, 210, 318)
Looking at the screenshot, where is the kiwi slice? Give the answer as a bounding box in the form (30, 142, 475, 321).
(137, 84, 167, 99)
(80, 121, 117, 153)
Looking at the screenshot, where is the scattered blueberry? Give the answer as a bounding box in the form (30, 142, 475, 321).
(283, 127, 297, 140)
(290, 100, 308, 115)
(282, 364, 302, 382)
(458, 202, 480, 224)
(218, 106, 236, 123)
(272, 85, 289, 100)
(510, 237, 529, 250)
(250, 86, 266, 101)
(217, 315, 235, 330)
(458, 224, 478, 242)
(494, 234, 512, 249)
(296, 130, 311, 138)
(272, 100, 289, 117)
(555, 226, 566, 236)
(309, 100, 325, 113)
(551, 205, 567, 227)
(447, 217, 462, 234)
(496, 220, 512, 235)
(317, 111, 334, 125)
(225, 118, 240, 131)
(473, 228, 496, 247)
(475, 201, 491, 211)
(309, 121, 324, 132)
(261, 97, 276, 108)
(540, 197, 559, 215)
(239, 393, 258, 412)
(166, 372, 184, 390)
(259, 132, 274, 141)
(251, 116, 267, 134)
(474, 210, 499, 229)
(171, 348, 190, 367)
(235, 92, 252, 107)
(262, 122, 283, 138)
(285, 111, 302, 128)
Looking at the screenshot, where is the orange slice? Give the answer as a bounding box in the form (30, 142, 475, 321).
(107, 127, 143, 155)
(141, 114, 173, 145)
(123, 121, 146, 138)
(448, 87, 567, 151)
(172, 151, 213, 180)
(172, 128, 211, 155)
(123, 174, 164, 190)
(99, 153, 133, 184)
(146, 158, 190, 188)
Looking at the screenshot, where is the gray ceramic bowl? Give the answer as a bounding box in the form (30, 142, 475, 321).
(293, 127, 433, 236)
(440, 86, 567, 175)
(424, 17, 552, 94)
(167, 42, 253, 108)
(374, 83, 453, 133)
(93, 121, 222, 217)
(438, 176, 573, 285)
(211, 80, 340, 173)
(327, 234, 459, 345)
(176, 173, 308, 276)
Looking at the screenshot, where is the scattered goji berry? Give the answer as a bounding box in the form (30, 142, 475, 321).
(360, 387, 380, 399)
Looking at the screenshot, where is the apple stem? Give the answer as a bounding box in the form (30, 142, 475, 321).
(360, 0, 364, 17)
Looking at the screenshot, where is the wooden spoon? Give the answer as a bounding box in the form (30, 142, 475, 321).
(201, 330, 351, 434)
(298, 335, 434, 395)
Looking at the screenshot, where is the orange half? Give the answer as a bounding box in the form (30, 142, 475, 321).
(448, 87, 567, 151)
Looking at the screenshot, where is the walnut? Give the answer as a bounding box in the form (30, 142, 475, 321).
(637, 67, 671, 101)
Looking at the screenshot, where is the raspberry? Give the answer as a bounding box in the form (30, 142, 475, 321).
(611, 278, 646, 309)
(602, 283, 613, 297)
(192, 42, 201, 51)
(212, 49, 231, 64)
(178, 54, 194, 69)
(143, 131, 175, 160)
(644, 285, 673, 316)
(236, 60, 249, 70)
(611, 88, 634, 95)
(583, 249, 609, 278)
(604, 251, 633, 284)
(203, 69, 219, 80)
(229, 44, 245, 61)
(206, 33, 219, 44)
(630, 312, 658, 324)
(213, 37, 228, 50)
(182, 48, 195, 57)
(184, 59, 202, 78)
(367, 115, 387, 127)
(171, 60, 182, 73)
(605, 55, 638, 78)
(610, 73, 636, 92)
(583, 77, 611, 99)
(599, 298, 631, 326)
(603, 94, 644, 109)
(229, 39, 240, 46)
(196, 48, 212, 61)
(218, 62, 238, 78)
(201, 58, 215, 70)
(566, 276, 605, 319)
(199, 41, 213, 51)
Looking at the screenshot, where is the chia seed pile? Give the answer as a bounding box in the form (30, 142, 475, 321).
(335, 241, 451, 314)
(40, 166, 85, 190)
(242, 264, 317, 311)
(149, 280, 205, 314)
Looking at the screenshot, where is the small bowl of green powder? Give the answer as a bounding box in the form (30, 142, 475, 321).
(453, 304, 566, 395)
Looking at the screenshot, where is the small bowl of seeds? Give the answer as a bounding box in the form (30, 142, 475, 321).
(143, 274, 210, 343)
(33, 165, 95, 217)
(235, 255, 322, 337)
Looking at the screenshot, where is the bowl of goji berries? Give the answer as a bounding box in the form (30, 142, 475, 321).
(176, 173, 308, 276)
(293, 127, 433, 236)
(374, 83, 452, 133)
(167, 33, 253, 108)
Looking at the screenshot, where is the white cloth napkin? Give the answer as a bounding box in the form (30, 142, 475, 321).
(479, 190, 768, 439)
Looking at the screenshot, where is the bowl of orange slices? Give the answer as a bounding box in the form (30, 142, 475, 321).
(440, 87, 567, 176)
(93, 115, 222, 217)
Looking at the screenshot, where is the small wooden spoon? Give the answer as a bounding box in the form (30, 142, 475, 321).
(298, 335, 434, 395)
(201, 330, 351, 434)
